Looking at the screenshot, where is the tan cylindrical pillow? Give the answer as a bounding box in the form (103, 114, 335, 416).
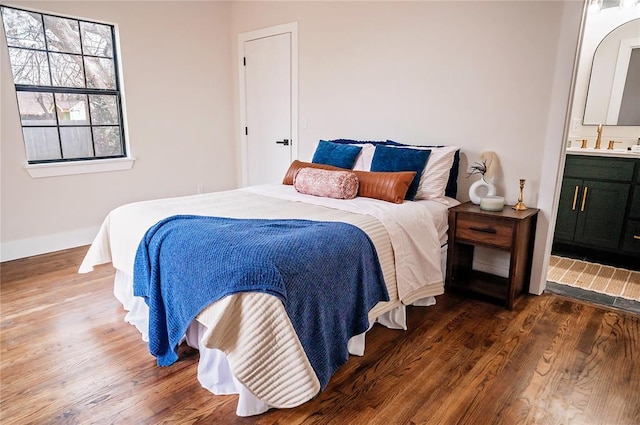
(282, 160, 347, 185)
(354, 170, 416, 204)
(294, 168, 359, 199)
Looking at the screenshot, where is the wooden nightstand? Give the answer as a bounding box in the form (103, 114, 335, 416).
(446, 202, 539, 309)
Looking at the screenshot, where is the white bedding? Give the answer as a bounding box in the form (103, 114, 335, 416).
(79, 184, 451, 416)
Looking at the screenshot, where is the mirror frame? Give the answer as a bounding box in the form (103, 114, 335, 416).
(583, 18, 640, 126)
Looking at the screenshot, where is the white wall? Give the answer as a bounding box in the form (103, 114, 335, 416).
(230, 1, 584, 292)
(231, 1, 580, 205)
(0, 0, 236, 261)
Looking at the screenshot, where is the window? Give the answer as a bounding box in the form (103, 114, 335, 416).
(1, 6, 126, 164)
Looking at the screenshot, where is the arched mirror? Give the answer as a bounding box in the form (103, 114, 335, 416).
(583, 18, 640, 126)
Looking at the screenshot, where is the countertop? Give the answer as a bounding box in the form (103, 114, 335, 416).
(566, 147, 640, 158)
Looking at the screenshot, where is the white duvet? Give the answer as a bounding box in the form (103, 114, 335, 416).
(79, 184, 446, 416)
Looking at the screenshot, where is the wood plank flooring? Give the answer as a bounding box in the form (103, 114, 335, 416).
(1, 246, 639, 424)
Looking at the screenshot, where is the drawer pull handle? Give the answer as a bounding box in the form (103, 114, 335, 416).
(580, 186, 588, 212)
(469, 226, 497, 234)
(571, 185, 579, 211)
(634, 235, 640, 240)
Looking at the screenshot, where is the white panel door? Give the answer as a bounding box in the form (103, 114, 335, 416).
(244, 33, 292, 186)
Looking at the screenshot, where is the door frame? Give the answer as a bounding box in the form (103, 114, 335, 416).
(238, 22, 298, 187)
(533, 2, 588, 295)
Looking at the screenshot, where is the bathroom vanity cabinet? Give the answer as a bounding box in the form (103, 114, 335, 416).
(623, 176, 640, 255)
(554, 154, 640, 260)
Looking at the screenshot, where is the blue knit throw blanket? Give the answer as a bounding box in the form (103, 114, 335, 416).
(133, 215, 389, 389)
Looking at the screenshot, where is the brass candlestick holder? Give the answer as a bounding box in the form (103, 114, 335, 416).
(513, 178, 528, 211)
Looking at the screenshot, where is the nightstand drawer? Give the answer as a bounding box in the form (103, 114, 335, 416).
(456, 213, 513, 249)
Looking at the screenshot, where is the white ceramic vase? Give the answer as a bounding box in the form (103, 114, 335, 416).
(469, 177, 497, 205)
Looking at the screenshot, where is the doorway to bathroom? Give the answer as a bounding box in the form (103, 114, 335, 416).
(546, 2, 640, 313)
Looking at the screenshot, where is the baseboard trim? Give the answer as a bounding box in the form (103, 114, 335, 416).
(1, 227, 99, 262)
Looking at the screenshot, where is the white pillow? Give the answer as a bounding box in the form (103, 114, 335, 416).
(332, 141, 459, 204)
(384, 145, 458, 204)
(351, 143, 376, 171)
(415, 146, 459, 203)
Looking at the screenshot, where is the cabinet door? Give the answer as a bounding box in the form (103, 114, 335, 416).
(574, 180, 630, 249)
(629, 186, 640, 220)
(621, 220, 640, 255)
(554, 177, 582, 242)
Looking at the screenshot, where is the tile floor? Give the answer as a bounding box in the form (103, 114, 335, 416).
(545, 281, 640, 315)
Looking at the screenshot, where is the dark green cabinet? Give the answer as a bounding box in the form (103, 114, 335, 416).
(554, 155, 638, 254)
(554, 177, 583, 242)
(622, 221, 640, 255)
(623, 185, 640, 255)
(629, 186, 640, 219)
(555, 178, 629, 248)
(575, 181, 629, 248)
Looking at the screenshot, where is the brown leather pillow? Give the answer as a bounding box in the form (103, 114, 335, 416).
(353, 170, 416, 204)
(282, 160, 347, 185)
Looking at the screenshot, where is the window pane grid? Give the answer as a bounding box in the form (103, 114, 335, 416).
(1, 5, 125, 164)
(6, 44, 114, 60)
(16, 89, 123, 162)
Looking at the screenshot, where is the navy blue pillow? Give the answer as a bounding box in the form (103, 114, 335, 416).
(312, 140, 362, 169)
(370, 145, 431, 201)
(328, 139, 390, 146)
(446, 149, 460, 199)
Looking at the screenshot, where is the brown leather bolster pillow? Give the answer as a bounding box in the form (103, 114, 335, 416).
(353, 170, 416, 204)
(282, 160, 347, 185)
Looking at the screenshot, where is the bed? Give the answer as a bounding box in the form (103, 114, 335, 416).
(79, 140, 461, 416)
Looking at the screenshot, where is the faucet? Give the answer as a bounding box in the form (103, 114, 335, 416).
(607, 140, 621, 150)
(595, 124, 603, 149)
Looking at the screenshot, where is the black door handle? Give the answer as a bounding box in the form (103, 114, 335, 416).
(275, 139, 290, 146)
(469, 226, 497, 234)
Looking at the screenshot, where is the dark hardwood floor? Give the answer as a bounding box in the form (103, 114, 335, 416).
(1, 246, 639, 424)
